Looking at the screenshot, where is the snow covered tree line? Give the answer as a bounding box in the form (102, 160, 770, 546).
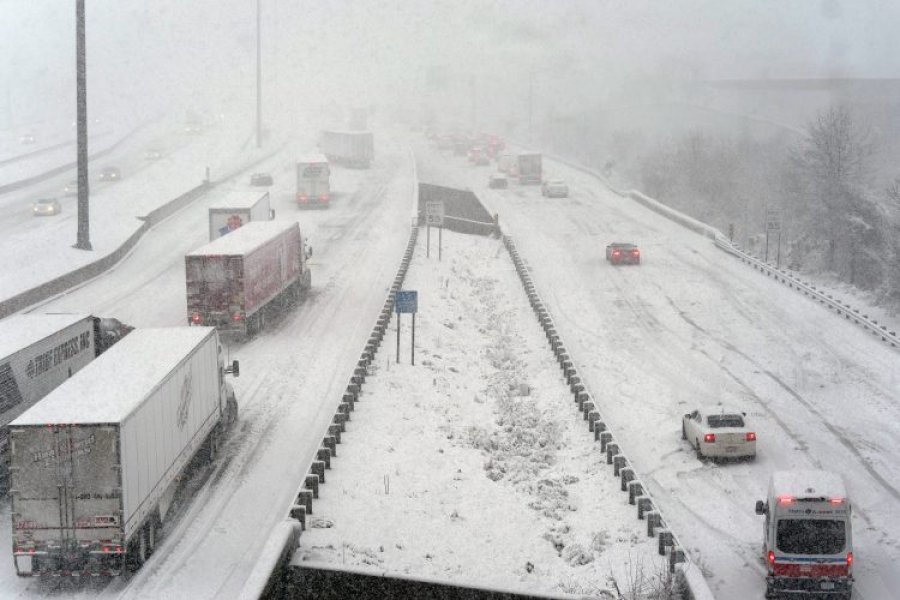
(543, 103, 900, 312)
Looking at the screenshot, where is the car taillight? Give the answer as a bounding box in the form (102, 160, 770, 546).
(320, 194, 329, 202)
(298, 195, 308, 203)
(632, 250, 640, 255)
(191, 312, 202, 324)
(746, 432, 756, 441)
(613, 251, 621, 257)
(232, 313, 243, 322)
(703, 433, 716, 443)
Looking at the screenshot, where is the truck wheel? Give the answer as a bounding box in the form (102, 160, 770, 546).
(226, 396, 238, 425)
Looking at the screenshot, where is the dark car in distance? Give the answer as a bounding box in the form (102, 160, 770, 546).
(606, 242, 641, 265)
(250, 172, 274, 186)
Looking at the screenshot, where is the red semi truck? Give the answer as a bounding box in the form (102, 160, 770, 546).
(185, 221, 311, 338)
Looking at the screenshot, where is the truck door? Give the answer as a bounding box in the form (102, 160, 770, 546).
(51, 425, 78, 549)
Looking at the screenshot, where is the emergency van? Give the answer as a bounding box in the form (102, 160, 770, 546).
(755, 470, 853, 598)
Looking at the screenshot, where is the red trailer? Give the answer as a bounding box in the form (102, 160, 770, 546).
(185, 221, 311, 337)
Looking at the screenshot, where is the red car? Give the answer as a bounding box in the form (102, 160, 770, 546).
(606, 242, 641, 265)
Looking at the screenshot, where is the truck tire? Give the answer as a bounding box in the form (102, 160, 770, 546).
(226, 395, 238, 425)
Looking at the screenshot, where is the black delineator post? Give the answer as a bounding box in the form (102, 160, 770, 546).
(396, 311, 401, 364)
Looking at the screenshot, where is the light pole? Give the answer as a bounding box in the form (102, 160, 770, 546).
(74, 0, 91, 251)
(256, 0, 262, 148)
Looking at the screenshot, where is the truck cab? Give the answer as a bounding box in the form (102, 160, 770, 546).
(755, 470, 853, 599)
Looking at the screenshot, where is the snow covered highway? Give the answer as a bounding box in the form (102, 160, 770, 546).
(416, 143, 900, 600)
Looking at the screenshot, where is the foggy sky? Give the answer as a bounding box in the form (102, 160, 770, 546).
(2, 0, 899, 132)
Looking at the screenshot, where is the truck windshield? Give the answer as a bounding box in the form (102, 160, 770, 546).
(777, 519, 846, 554)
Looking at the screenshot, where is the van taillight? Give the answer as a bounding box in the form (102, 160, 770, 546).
(191, 312, 202, 324)
(767, 551, 775, 566)
(829, 497, 845, 504)
(777, 495, 794, 505)
(703, 433, 716, 443)
(846, 552, 853, 568)
(746, 432, 756, 441)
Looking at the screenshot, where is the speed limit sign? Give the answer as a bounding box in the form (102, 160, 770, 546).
(425, 201, 444, 226)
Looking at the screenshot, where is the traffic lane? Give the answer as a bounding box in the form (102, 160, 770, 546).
(114, 143, 416, 599)
(420, 147, 900, 599)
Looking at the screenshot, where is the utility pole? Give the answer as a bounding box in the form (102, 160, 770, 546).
(528, 70, 534, 146)
(74, 0, 91, 251)
(256, 0, 262, 148)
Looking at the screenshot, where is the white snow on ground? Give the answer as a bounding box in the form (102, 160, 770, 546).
(295, 230, 671, 598)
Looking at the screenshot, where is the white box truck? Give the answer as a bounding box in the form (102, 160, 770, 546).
(755, 470, 854, 598)
(208, 190, 274, 241)
(0, 313, 131, 493)
(9, 327, 238, 576)
(319, 130, 374, 168)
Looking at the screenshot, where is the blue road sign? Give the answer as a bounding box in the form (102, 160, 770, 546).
(396, 290, 418, 314)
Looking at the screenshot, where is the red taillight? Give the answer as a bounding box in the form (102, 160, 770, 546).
(191, 312, 202, 324)
(829, 497, 845, 504)
(847, 552, 853, 568)
(632, 250, 640, 255)
(767, 550, 775, 566)
(298, 195, 308, 203)
(746, 432, 756, 441)
(232, 313, 243, 322)
(613, 251, 621, 257)
(320, 194, 329, 202)
(703, 433, 716, 443)
(777, 495, 794, 505)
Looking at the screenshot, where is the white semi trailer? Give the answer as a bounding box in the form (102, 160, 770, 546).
(0, 313, 131, 493)
(208, 190, 274, 241)
(9, 327, 238, 576)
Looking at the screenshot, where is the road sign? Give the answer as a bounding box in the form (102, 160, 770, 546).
(395, 290, 418, 314)
(425, 201, 444, 227)
(766, 209, 781, 232)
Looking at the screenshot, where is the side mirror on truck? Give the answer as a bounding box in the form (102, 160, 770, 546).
(755, 500, 767, 515)
(225, 360, 240, 377)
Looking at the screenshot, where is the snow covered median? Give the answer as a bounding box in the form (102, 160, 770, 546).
(294, 229, 674, 598)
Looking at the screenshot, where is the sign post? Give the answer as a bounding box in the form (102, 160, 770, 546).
(765, 208, 781, 264)
(425, 201, 445, 261)
(395, 290, 418, 365)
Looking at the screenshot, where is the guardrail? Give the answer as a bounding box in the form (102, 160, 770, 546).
(0, 136, 284, 320)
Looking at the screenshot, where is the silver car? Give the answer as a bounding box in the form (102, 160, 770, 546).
(682, 407, 757, 461)
(33, 198, 62, 216)
(541, 179, 569, 198)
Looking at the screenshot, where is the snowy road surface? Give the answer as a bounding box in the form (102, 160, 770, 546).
(417, 144, 900, 600)
(0, 130, 416, 598)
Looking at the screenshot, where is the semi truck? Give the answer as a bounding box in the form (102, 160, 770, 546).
(296, 153, 331, 208)
(186, 221, 311, 338)
(755, 470, 854, 598)
(517, 152, 542, 185)
(319, 130, 374, 168)
(208, 190, 274, 241)
(9, 326, 239, 576)
(0, 313, 132, 493)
